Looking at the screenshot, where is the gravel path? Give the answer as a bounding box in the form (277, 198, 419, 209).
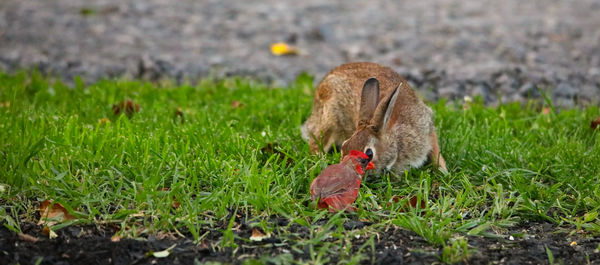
(1, 0, 600, 106)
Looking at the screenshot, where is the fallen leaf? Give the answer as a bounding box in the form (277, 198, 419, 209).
(41, 226, 59, 239)
(130, 212, 145, 217)
(153, 250, 170, 258)
(231, 101, 244, 109)
(148, 243, 177, 258)
(155, 231, 178, 241)
(591, 117, 600, 129)
(199, 241, 209, 249)
(110, 234, 122, 242)
(49, 229, 58, 239)
(542, 107, 551, 115)
(41, 226, 50, 236)
(250, 228, 270, 241)
(174, 108, 185, 124)
(407, 196, 427, 209)
(112, 99, 140, 118)
(390, 196, 426, 210)
(98, 118, 111, 124)
(159, 188, 181, 209)
(18, 233, 39, 243)
(38, 200, 76, 226)
(270, 42, 299, 56)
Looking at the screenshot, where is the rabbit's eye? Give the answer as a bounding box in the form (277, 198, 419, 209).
(365, 148, 373, 161)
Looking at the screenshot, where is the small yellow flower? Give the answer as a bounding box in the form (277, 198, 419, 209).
(270, 42, 298, 56)
(570, 241, 577, 246)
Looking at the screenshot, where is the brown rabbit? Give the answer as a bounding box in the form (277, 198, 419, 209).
(301, 62, 447, 173)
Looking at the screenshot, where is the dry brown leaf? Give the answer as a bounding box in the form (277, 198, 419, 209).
(130, 212, 145, 217)
(18, 233, 39, 243)
(231, 101, 244, 109)
(111, 234, 122, 242)
(199, 241, 209, 249)
(112, 99, 140, 118)
(41, 226, 58, 239)
(98, 117, 111, 124)
(174, 107, 185, 124)
(155, 231, 178, 241)
(390, 196, 427, 210)
(542, 107, 551, 115)
(38, 200, 76, 226)
(159, 188, 181, 209)
(407, 196, 427, 209)
(591, 117, 600, 129)
(250, 228, 269, 241)
(41, 226, 51, 236)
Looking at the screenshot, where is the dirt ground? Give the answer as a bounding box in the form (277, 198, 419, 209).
(1, 0, 600, 106)
(2, 217, 599, 265)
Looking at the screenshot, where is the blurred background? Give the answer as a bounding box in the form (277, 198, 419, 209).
(1, 0, 599, 106)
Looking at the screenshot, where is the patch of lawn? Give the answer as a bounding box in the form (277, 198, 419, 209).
(1, 71, 599, 263)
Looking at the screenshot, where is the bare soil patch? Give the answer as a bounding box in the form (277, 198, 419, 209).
(3, 218, 599, 264)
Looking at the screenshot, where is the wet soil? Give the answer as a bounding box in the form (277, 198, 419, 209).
(2, 219, 599, 265)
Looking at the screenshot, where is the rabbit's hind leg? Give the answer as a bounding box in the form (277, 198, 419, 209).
(428, 130, 447, 172)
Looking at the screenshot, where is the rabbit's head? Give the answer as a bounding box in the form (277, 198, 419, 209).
(341, 78, 400, 171)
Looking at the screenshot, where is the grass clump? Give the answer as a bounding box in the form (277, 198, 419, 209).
(0, 71, 599, 263)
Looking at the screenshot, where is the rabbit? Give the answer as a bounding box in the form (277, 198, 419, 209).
(301, 62, 447, 173)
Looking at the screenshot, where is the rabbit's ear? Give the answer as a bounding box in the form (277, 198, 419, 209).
(359, 78, 380, 125)
(372, 83, 400, 133)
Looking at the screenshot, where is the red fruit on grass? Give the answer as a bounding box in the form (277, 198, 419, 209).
(310, 150, 375, 212)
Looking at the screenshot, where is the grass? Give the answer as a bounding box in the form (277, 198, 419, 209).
(1, 71, 599, 263)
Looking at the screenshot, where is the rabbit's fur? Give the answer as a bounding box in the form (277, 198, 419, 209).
(301, 62, 446, 173)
